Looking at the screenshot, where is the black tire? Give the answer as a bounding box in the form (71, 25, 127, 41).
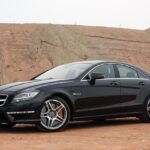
(0, 122, 16, 128)
(140, 97, 150, 123)
(37, 97, 70, 132)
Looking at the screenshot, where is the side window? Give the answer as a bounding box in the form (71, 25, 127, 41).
(138, 72, 147, 79)
(90, 64, 115, 78)
(117, 65, 138, 78)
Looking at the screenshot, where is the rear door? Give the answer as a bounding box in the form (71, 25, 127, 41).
(115, 64, 147, 113)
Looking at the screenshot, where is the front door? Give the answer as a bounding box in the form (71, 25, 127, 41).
(75, 64, 121, 117)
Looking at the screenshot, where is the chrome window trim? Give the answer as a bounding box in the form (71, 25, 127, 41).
(81, 78, 149, 82)
(80, 63, 148, 81)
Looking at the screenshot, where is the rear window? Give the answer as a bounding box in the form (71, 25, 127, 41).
(117, 65, 138, 78)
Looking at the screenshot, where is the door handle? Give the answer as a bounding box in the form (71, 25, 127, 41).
(110, 81, 119, 86)
(139, 81, 145, 86)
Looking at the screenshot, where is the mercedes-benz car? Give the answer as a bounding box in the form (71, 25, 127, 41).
(0, 60, 150, 131)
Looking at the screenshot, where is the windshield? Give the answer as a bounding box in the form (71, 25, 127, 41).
(35, 63, 92, 80)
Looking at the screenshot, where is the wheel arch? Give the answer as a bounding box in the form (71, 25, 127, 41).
(144, 94, 150, 104)
(50, 92, 75, 120)
(140, 87, 150, 106)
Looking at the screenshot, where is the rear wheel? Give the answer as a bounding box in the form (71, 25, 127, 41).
(0, 122, 16, 128)
(140, 98, 150, 123)
(37, 97, 70, 131)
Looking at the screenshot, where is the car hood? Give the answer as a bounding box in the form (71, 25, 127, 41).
(0, 79, 71, 92)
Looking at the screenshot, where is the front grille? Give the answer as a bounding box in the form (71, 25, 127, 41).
(0, 94, 8, 106)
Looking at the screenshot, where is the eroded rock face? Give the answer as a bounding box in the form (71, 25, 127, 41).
(0, 24, 150, 84)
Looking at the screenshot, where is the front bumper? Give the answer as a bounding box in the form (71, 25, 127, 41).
(0, 93, 45, 124)
(0, 111, 40, 123)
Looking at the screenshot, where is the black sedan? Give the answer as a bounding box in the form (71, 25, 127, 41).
(0, 60, 150, 131)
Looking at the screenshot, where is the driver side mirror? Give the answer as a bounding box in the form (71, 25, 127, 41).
(89, 72, 105, 85)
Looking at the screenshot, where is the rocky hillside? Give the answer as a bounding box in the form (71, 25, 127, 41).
(0, 24, 150, 84)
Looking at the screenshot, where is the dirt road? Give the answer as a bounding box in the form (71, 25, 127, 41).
(0, 118, 150, 150)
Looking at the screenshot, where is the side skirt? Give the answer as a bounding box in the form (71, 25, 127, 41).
(72, 111, 143, 121)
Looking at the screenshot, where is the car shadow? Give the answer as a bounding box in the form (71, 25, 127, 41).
(0, 118, 141, 134)
(67, 118, 141, 131)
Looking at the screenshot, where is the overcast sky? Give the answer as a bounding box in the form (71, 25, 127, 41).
(0, 0, 149, 29)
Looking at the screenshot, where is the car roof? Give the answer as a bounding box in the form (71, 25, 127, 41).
(64, 60, 148, 72)
(68, 60, 146, 71)
(69, 60, 124, 65)
(68, 60, 150, 79)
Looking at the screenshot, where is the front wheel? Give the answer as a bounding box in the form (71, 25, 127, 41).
(37, 97, 70, 132)
(140, 97, 150, 123)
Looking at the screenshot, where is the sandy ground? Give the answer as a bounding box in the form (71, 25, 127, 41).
(0, 118, 150, 150)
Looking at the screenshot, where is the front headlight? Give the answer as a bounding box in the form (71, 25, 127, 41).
(13, 90, 40, 103)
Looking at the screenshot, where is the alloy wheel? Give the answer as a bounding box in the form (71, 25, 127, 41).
(40, 99, 68, 130)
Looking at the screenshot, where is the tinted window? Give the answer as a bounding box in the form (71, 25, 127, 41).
(138, 72, 146, 79)
(90, 64, 115, 78)
(117, 65, 138, 78)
